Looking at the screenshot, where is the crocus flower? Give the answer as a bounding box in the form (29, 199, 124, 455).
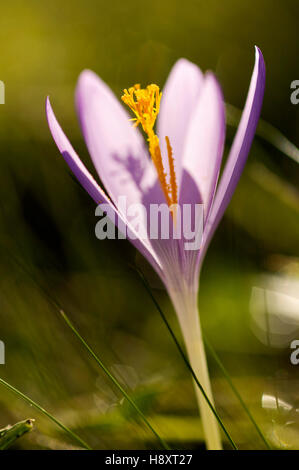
(46, 46, 265, 450)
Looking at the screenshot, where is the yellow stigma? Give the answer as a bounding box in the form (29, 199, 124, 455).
(121, 84, 177, 207)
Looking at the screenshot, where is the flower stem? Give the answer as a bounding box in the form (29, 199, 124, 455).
(135, 267, 236, 450)
(181, 312, 222, 450)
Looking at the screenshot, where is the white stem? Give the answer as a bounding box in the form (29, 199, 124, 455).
(175, 295, 222, 450)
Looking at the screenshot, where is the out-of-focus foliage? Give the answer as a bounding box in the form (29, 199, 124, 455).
(0, 0, 298, 450)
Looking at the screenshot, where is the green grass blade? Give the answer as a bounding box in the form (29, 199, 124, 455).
(58, 309, 170, 450)
(203, 337, 272, 450)
(0, 419, 35, 450)
(10, 255, 169, 450)
(226, 103, 299, 164)
(135, 268, 238, 450)
(136, 268, 272, 450)
(0, 378, 91, 449)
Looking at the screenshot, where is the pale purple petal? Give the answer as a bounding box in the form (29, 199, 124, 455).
(157, 59, 203, 188)
(76, 70, 163, 214)
(46, 96, 106, 205)
(199, 47, 266, 264)
(46, 97, 162, 274)
(180, 73, 225, 221)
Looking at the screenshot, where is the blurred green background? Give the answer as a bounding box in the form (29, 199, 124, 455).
(0, 0, 298, 450)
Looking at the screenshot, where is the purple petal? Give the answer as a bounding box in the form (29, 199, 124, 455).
(157, 59, 203, 188)
(46, 97, 162, 273)
(180, 72, 225, 220)
(46, 96, 106, 205)
(75, 70, 162, 213)
(200, 47, 266, 263)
